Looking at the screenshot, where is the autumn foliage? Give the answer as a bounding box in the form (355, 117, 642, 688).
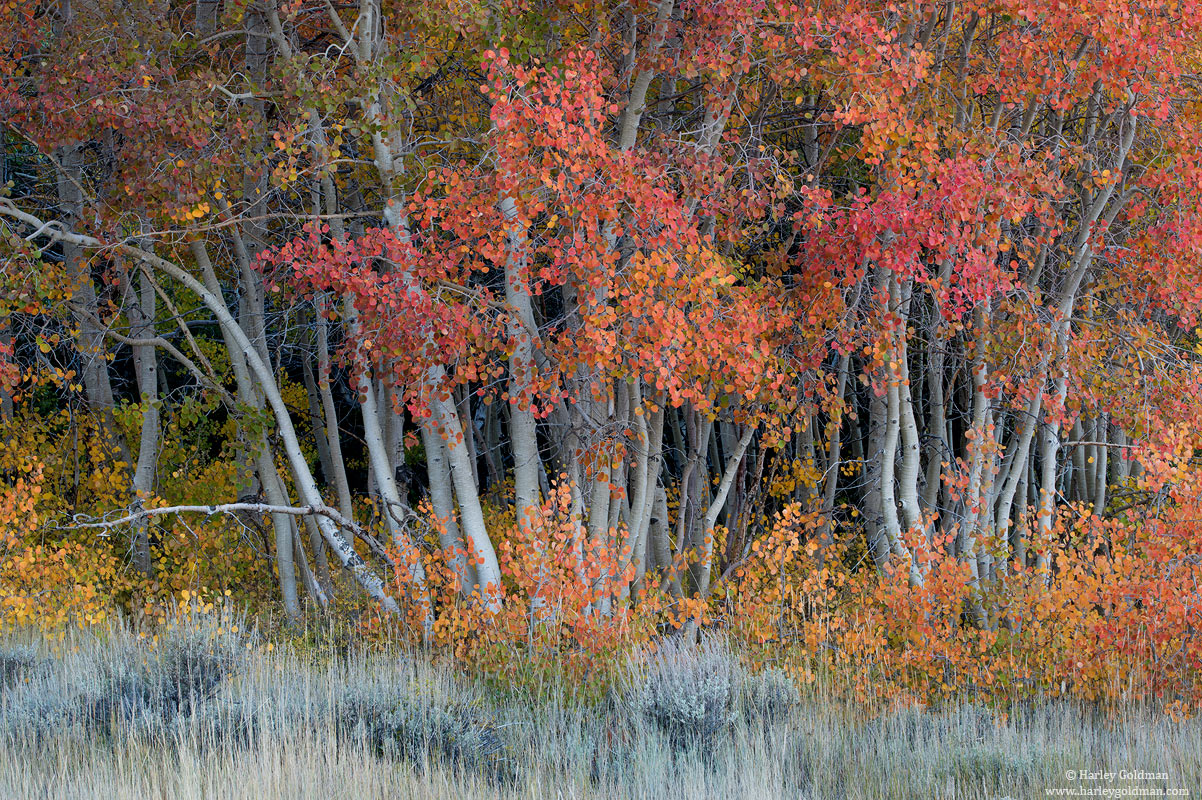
(2, 0, 1202, 711)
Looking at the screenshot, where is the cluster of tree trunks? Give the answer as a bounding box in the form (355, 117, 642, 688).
(0, 0, 1181, 627)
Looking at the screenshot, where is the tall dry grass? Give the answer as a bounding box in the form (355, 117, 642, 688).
(1, 613, 1199, 799)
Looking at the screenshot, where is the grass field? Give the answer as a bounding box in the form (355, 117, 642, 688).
(1, 615, 1198, 799)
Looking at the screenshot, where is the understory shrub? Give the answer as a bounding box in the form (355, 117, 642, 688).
(0, 605, 250, 739)
(741, 666, 800, 725)
(2, 616, 510, 781)
(0, 644, 36, 689)
(626, 634, 742, 751)
(334, 684, 505, 775)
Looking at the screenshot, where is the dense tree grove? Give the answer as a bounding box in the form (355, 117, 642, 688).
(3, 0, 1202, 703)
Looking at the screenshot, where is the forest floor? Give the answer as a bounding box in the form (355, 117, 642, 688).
(1, 614, 1199, 800)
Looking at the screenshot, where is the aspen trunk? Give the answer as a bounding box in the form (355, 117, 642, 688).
(501, 195, 543, 540)
(126, 267, 158, 578)
(314, 296, 355, 520)
(894, 278, 923, 533)
(185, 241, 403, 613)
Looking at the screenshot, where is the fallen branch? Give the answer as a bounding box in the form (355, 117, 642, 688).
(71, 501, 416, 573)
(73, 501, 354, 531)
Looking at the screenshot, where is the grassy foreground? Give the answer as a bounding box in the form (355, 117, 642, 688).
(1, 614, 1199, 800)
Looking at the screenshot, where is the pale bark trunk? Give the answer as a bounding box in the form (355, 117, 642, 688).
(191, 238, 302, 618)
(1034, 105, 1137, 569)
(293, 517, 329, 610)
(181, 241, 403, 613)
(994, 389, 1041, 555)
(126, 267, 158, 577)
(650, 486, 677, 596)
(362, 67, 504, 608)
(455, 385, 478, 490)
(877, 270, 921, 587)
(1092, 415, 1109, 513)
(675, 411, 712, 593)
(959, 310, 991, 624)
(1114, 428, 1131, 484)
(695, 425, 755, 600)
(865, 388, 890, 571)
(59, 145, 117, 414)
(301, 514, 334, 597)
(1012, 460, 1029, 569)
(344, 291, 432, 623)
(894, 279, 922, 533)
(501, 195, 543, 539)
(255, 445, 302, 622)
(419, 422, 475, 591)
(356, 359, 426, 588)
(922, 338, 946, 514)
(617, 0, 676, 152)
(301, 354, 336, 492)
(314, 296, 354, 520)
(625, 388, 664, 588)
(817, 353, 851, 556)
(1070, 419, 1087, 503)
(429, 384, 502, 608)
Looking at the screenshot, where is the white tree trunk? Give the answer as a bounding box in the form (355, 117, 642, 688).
(500, 195, 543, 541)
(126, 267, 159, 578)
(315, 295, 355, 520)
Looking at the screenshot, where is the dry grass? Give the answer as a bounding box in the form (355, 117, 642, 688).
(1, 617, 1199, 799)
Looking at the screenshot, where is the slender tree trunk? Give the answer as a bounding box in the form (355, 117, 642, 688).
(695, 425, 755, 600)
(923, 279, 949, 515)
(894, 279, 923, 533)
(817, 353, 851, 557)
(301, 514, 334, 597)
(429, 383, 502, 608)
(649, 486, 677, 596)
(625, 386, 664, 591)
(1092, 415, 1109, 513)
(255, 444, 302, 622)
(0, 322, 12, 421)
(293, 517, 329, 610)
(185, 240, 402, 613)
(501, 195, 543, 540)
(419, 422, 475, 591)
(314, 296, 354, 519)
(1035, 321, 1070, 575)
(301, 354, 336, 491)
(994, 389, 1041, 561)
(865, 387, 890, 571)
(126, 267, 159, 577)
(876, 270, 921, 587)
(59, 145, 117, 414)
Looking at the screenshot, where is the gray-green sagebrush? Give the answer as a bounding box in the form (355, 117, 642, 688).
(1, 618, 1199, 799)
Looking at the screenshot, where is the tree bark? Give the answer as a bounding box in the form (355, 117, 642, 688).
(125, 266, 159, 577)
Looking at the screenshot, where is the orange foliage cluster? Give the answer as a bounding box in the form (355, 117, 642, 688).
(367, 481, 668, 692)
(3, 426, 1200, 711)
(1, 397, 1198, 710)
(350, 484, 1202, 708)
(718, 504, 1202, 711)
